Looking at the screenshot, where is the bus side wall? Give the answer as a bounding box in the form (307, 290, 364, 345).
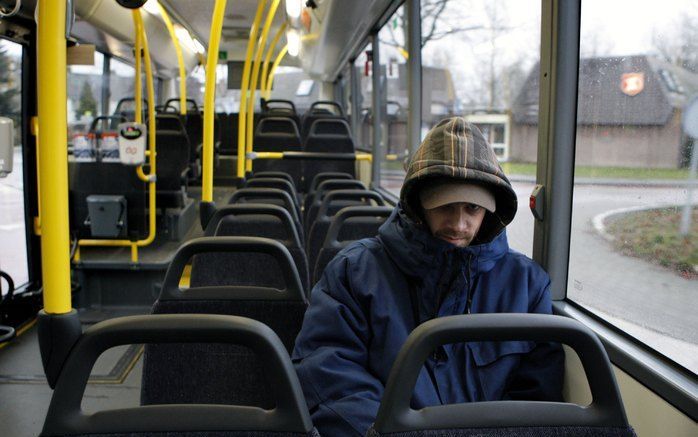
(563, 347, 697, 437)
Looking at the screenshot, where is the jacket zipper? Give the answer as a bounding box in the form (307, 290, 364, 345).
(465, 253, 474, 314)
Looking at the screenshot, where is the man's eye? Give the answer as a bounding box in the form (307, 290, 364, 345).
(466, 204, 482, 212)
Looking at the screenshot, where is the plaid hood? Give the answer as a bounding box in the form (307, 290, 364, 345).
(399, 117, 517, 243)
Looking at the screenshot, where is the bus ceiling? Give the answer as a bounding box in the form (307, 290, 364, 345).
(8, 0, 399, 83)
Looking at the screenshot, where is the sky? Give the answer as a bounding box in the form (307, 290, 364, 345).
(407, 0, 698, 105)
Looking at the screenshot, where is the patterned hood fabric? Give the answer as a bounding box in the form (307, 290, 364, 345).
(399, 117, 518, 243)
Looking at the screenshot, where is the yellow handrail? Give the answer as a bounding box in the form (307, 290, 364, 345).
(260, 21, 287, 97)
(37, 0, 71, 314)
(202, 0, 228, 203)
(237, 0, 268, 178)
(249, 151, 373, 162)
(75, 9, 157, 264)
(246, 0, 282, 173)
(266, 45, 288, 96)
(158, 2, 187, 115)
(134, 20, 142, 124)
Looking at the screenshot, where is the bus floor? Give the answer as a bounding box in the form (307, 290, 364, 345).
(0, 321, 144, 437)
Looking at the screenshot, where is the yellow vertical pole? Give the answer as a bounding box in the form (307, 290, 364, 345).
(134, 22, 143, 124)
(158, 3, 187, 115)
(266, 45, 288, 97)
(202, 0, 227, 203)
(237, 0, 268, 178)
(261, 21, 287, 98)
(246, 0, 281, 173)
(37, 0, 71, 314)
(133, 10, 157, 257)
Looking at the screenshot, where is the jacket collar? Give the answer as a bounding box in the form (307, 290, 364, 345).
(378, 205, 510, 278)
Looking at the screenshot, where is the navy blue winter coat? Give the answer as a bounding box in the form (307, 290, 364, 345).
(292, 208, 564, 436)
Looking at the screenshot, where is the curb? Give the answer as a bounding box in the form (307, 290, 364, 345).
(592, 203, 698, 241)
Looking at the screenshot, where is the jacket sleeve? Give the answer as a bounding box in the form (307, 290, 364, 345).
(503, 275, 565, 401)
(292, 252, 384, 437)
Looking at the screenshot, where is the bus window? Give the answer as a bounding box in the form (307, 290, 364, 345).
(381, 0, 541, 257)
(378, 4, 409, 189)
(0, 39, 27, 289)
(108, 57, 136, 114)
(355, 46, 372, 151)
(267, 66, 319, 114)
(67, 52, 104, 138)
(568, 0, 697, 374)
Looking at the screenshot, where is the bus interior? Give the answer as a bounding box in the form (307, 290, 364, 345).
(0, 0, 695, 436)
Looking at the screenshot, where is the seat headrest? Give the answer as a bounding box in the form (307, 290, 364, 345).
(256, 117, 300, 137)
(308, 119, 351, 137)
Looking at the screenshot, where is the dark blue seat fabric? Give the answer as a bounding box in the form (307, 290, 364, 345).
(306, 190, 385, 278)
(69, 162, 147, 239)
(198, 204, 309, 294)
(40, 313, 318, 437)
(141, 238, 308, 412)
(312, 206, 393, 285)
(229, 188, 304, 244)
(304, 179, 367, 234)
(245, 177, 301, 219)
(300, 101, 346, 140)
(253, 117, 303, 188)
(301, 119, 356, 191)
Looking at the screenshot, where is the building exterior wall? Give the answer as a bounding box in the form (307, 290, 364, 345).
(510, 111, 683, 168)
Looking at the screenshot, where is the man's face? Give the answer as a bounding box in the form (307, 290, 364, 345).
(423, 202, 487, 247)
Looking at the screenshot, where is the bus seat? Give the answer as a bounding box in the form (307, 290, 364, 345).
(68, 162, 147, 239)
(245, 177, 301, 217)
(141, 237, 308, 410)
(366, 314, 636, 437)
(262, 99, 302, 133)
(304, 179, 367, 232)
(153, 128, 191, 209)
(250, 170, 297, 189)
(306, 190, 385, 276)
(300, 100, 345, 140)
(183, 111, 203, 163)
(303, 173, 356, 214)
(229, 188, 304, 243)
(313, 206, 393, 285)
(201, 204, 309, 294)
(40, 314, 318, 436)
(302, 118, 356, 191)
(253, 117, 303, 188)
(217, 112, 235, 155)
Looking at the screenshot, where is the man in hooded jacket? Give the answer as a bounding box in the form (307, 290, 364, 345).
(292, 117, 565, 436)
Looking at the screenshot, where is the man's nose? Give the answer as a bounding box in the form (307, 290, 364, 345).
(450, 210, 470, 232)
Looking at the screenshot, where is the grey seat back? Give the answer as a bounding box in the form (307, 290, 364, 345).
(142, 238, 308, 411)
(229, 188, 303, 243)
(300, 100, 345, 139)
(202, 204, 309, 294)
(313, 206, 393, 284)
(253, 117, 302, 188)
(306, 190, 385, 277)
(304, 179, 367, 231)
(245, 177, 301, 219)
(303, 173, 355, 215)
(366, 314, 636, 437)
(251, 171, 297, 190)
(302, 118, 356, 191)
(40, 314, 317, 437)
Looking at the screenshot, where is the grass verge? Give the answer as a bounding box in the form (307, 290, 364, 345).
(500, 162, 691, 179)
(605, 207, 698, 279)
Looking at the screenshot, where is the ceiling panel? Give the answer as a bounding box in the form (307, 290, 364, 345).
(162, 0, 286, 61)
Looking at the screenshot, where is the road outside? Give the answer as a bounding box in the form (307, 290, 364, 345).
(381, 170, 697, 374)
